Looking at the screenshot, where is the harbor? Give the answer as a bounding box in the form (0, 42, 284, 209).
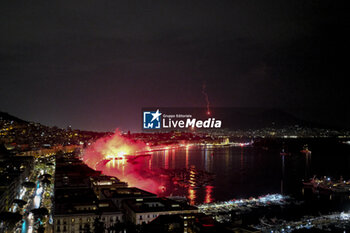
(254, 211, 350, 232)
(303, 176, 350, 193)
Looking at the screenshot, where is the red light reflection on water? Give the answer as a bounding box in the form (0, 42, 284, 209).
(188, 187, 196, 205)
(185, 145, 189, 169)
(205, 185, 214, 203)
(83, 133, 214, 203)
(188, 166, 197, 205)
(164, 148, 169, 169)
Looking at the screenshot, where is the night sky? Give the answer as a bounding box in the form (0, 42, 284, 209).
(0, 1, 348, 131)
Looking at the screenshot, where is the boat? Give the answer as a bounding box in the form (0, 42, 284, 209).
(301, 144, 311, 154)
(331, 186, 350, 193)
(280, 149, 291, 156)
(302, 177, 316, 187)
(330, 177, 350, 193)
(303, 176, 350, 193)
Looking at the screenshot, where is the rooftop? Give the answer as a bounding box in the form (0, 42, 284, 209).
(101, 187, 157, 199)
(54, 188, 121, 215)
(123, 197, 197, 213)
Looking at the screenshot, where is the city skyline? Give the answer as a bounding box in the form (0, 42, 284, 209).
(2, 2, 350, 233)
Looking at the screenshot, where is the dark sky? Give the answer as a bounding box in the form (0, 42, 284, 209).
(0, 1, 348, 131)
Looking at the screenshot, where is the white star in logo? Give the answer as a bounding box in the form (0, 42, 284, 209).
(151, 109, 162, 122)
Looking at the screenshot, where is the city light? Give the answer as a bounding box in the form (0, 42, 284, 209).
(0, 2, 348, 232)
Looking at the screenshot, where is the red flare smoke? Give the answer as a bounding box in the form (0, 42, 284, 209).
(82, 130, 163, 194)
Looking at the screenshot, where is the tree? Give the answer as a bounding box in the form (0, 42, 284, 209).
(13, 199, 27, 208)
(22, 181, 36, 189)
(31, 207, 49, 221)
(41, 177, 51, 186)
(0, 212, 22, 230)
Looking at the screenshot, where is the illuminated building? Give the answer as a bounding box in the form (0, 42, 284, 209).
(98, 187, 156, 209)
(89, 175, 128, 199)
(0, 149, 33, 212)
(53, 188, 123, 232)
(123, 197, 198, 225)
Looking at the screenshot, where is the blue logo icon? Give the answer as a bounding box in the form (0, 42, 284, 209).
(143, 109, 162, 129)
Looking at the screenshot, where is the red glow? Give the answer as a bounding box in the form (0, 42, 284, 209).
(205, 185, 214, 203)
(188, 187, 196, 206)
(202, 224, 214, 227)
(164, 149, 169, 169)
(159, 185, 166, 193)
(82, 130, 163, 194)
(185, 146, 189, 169)
(188, 167, 197, 205)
